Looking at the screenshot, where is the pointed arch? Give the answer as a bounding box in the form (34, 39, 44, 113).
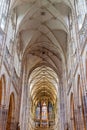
(77, 74, 86, 130)
(0, 75, 6, 105)
(70, 93, 76, 130)
(6, 93, 15, 130)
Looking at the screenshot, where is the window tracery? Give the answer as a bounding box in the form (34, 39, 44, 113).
(0, 0, 10, 30)
(76, 0, 86, 29)
(35, 100, 54, 128)
(36, 103, 40, 120)
(42, 102, 47, 120)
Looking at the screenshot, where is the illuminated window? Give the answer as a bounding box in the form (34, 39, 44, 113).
(49, 102, 53, 120)
(42, 102, 47, 120)
(36, 103, 40, 120)
(76, 0, 86, 29)
(0, 0, 10, 30)
(35, 101, 55, 128)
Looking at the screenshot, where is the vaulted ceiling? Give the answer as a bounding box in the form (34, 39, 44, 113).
(11, 0, 74, 103)
(29, 66, 58, 104)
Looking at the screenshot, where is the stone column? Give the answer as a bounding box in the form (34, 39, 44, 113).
(59, 81, 66, 130)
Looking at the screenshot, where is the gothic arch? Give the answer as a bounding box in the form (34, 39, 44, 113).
(77, 74, 86, 130)
(6, 93, 15, 130)
(70, 93, 76, 130)
(0, 75, 6, 105)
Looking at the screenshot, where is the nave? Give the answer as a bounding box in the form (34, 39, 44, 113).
(0, 0, 87, 130)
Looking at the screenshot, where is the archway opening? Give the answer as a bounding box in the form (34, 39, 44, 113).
(80, 87, 86, 130)
(6, 93, 15, 130)
(70, 93, 76, 130)
(78, 75, 86, 130)
(0, 75, 7, 130)
(0, 75, 6, 105)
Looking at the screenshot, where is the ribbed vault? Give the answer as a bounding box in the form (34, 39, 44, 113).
(29, 66, 58, 104)
(11, 0, 73, 129)
(11, 0, 73, 114)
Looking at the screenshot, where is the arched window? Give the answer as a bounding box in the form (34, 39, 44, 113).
(70, 93, 76, 130)
(42, 102, 47, 120)
(36, 103, 40, 120)
(35, 100, 55, 128)
(0, 75, 6, 105)
(0, 0, 10, 30)
(6, 93, 15, 130)
(48, 102, 53, 120)
(76, 0, 86, 29)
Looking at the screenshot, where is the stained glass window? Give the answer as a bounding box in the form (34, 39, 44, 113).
(42, 102, 47, 120)
(35, 100, 55, 128)
(49, 102, 53, 120)
(36, 103, 40, 119)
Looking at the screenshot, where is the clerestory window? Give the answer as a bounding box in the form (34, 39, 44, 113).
(0, 0, 10, 31)
(76, 0, 86, 30)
